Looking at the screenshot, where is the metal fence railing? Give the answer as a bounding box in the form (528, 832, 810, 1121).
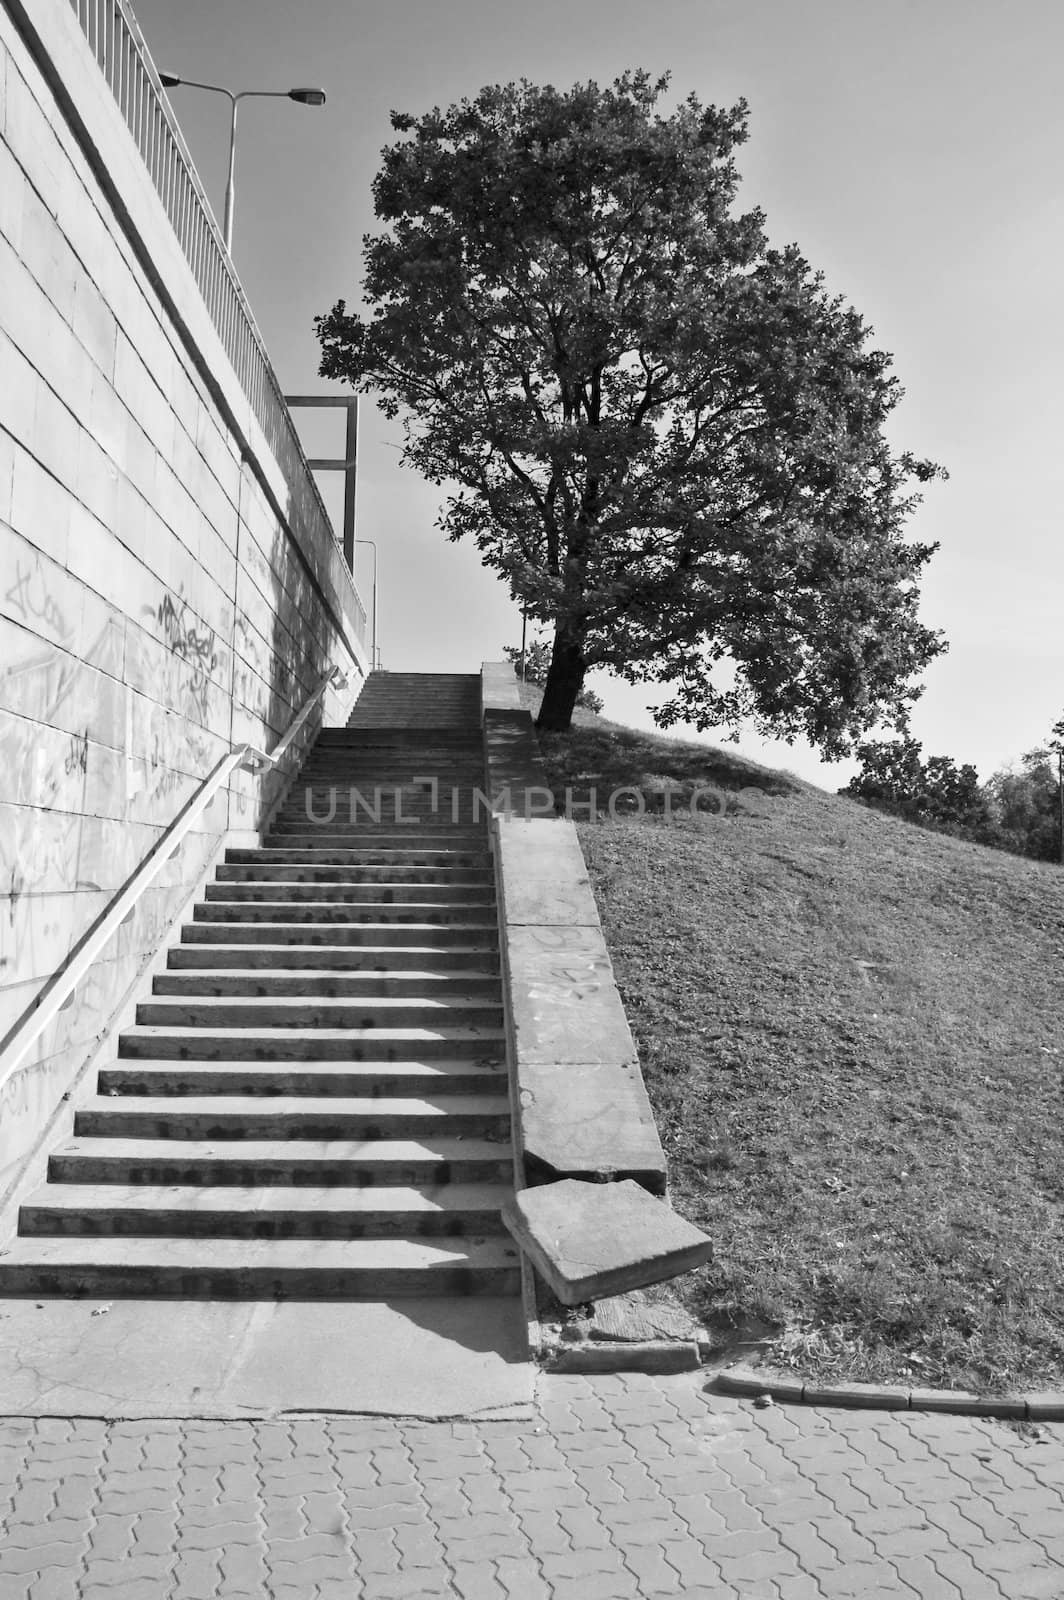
(66, 0, 349, 587)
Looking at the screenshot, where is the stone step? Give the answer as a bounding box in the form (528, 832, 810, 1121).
(192, 903, 498, 925)
(277, 790, 488, 804)
(0, 1236, 521, 1298)
(97, 1056, 507, 1097)
(181, 921, 498, 945)
(278, 792, 487, 805)
(19, 1182, 512, 1239)
(73, 1093, 512, 1141)
(294, 764, 487, 778)
(134, 996, 503, 1029)
(314, 741, 483, 753)
(153, 969, 501, 998)
(264, 826, 487, 843)
(49, 1135, 513, 1187)
(117, 1026, 506, 1061)
(225, 848, 491, 867)
(202, 889, 492, 915)
(170, 941, 499, 967)
(273, 811, 490, 828)
(214, 864, 495, 885)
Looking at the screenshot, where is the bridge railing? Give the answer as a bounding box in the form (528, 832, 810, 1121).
(67, 0, 337, 551)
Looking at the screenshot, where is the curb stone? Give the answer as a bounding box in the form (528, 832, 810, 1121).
(713, 1363, 1064, 1420)
(543, 1339, 701, 1374)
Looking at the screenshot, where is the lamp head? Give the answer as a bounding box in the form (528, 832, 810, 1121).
(289, 87, 326, 106)
(158, 70, 182, 88)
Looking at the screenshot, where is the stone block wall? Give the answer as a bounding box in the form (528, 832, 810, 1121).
(0, 0, 369, 1193)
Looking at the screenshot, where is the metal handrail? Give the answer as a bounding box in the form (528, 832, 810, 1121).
(65, 0, 339, 563)
(0, 668, 343, 1097)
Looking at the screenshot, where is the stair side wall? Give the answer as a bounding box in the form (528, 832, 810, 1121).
(481, 665, 668, 1197)
(0, 0, 369, 1194)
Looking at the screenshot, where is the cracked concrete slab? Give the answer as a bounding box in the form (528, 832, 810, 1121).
(0, 1295, 535, 1418)
(519, 1059, 666, 1192)
(502, 1178, 714, 1306)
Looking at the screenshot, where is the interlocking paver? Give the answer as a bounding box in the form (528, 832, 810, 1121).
(0, 1376, 1059, 1598)
(446, 1559, 508, 1600)
(492, 1553, 553, 1598)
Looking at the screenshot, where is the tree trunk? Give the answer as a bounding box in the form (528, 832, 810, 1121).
(536, 625, 586, 732)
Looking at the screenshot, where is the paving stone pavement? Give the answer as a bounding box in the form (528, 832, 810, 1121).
(0, 1371, 1062, 1599)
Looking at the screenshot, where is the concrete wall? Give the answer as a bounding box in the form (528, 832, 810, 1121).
(0, 0, 369, 1193)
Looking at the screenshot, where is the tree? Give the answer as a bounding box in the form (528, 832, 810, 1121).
(502, 639, 604, 712)
(984, 719, 1064, 863)
(842, 737, 993, 837)
(317, 70, 946, 743)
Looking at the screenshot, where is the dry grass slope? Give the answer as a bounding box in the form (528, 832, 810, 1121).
(531, 704, 1064, 1395)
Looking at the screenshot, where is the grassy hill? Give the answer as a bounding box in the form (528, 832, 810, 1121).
(524, 694, 1064, 1395)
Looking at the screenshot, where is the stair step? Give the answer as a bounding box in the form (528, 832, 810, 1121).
(225, 849, 490, 867)
(181, 922, 498, 944)
(203, 883, 494, 904)
(214, 865, 495, 885)
(272, 819, 492, 832)
(98, 1057, 507, 1096)
(169, 943, 499, 968)
(49, 1135, 513, 1186)
(264, 828, 489, 844)
(153, 969, 500, 998)
(135, 996, 503, 1028)
(192, 903, 498, 925)
(0, 1235, 521, 1298)
(118, 1026, 506, 1060)
(263, 838, 492, 853)
(73, 1093, 511, 1141)
(293, 766, 487, 778)
(20, 1183, 512, 1239)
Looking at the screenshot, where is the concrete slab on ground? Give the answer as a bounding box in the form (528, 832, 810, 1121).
(503, 1178, 713, 1305)
(0, 1295, 534, 1418)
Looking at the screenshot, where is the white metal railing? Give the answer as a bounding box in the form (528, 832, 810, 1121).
(66, 0, 339, 564)
(0, 668, 344, 1097)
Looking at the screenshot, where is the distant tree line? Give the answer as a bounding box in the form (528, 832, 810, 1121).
(842, 719, 1064, 862)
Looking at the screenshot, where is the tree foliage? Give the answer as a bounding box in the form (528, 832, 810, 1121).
(983, 723, 1063, 863)
(317, 70, 945, 743)
(844, 721, 1064, 863)
(842, 737, 991, 836)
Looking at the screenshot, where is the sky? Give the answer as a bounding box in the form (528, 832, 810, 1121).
(131, 0, 1064, 790)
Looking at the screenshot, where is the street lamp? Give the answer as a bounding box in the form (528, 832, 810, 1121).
(355, 541, 380, 670)
(157, 72, 326, 255)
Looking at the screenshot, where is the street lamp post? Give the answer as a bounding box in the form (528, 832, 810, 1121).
(157, 73, 326, 254)
(355, 541, 379, 670)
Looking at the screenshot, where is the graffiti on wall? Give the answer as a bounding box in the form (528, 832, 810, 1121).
(5, 562, 75, 646)
(149, 590, 219, 724)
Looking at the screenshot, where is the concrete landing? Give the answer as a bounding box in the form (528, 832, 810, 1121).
(0, 1296, 534, 1419)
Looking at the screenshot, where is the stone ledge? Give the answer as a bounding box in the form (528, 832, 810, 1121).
(481, 666, 668, 1198)
(519, 1061, 665, 1192)
(482, 709, 555, 819)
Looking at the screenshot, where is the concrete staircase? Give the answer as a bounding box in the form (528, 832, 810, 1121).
(0, 673, 522, 1298)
